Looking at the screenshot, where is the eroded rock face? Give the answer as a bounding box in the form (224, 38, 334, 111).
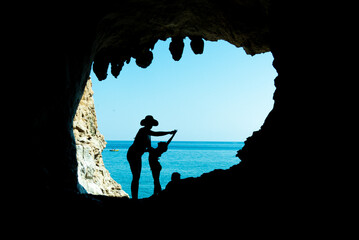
(21, 1, 332, 219)
(24, 0, 275, 196)
(92, 0, 271, 81)
(73, 78, 128, 198)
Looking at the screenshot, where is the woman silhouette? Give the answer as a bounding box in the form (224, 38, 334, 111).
(127, 115, 176, 199)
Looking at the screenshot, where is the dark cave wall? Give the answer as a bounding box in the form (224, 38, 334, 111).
(26, 9, 99, 193)
(22, 0, 326, 205)
(25, 0, 274, 195)
(236, 2, 327, 201)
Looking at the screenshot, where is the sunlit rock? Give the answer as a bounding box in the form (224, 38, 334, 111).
(73, 78, 129, 198)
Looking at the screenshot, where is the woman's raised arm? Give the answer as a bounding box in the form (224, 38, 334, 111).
(149, 130, 176, 137)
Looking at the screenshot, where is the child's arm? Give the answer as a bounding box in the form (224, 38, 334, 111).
(166, 130, 177, 145)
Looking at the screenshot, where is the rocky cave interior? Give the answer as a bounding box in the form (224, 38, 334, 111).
(22, 0, 330, 222)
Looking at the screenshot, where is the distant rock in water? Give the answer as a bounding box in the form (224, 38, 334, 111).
(73, 77, 129, 198)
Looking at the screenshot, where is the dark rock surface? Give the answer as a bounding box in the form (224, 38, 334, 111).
(15, 0, 340, 228)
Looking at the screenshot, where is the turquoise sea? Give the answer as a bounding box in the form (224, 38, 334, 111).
(102, 140, 244, 199)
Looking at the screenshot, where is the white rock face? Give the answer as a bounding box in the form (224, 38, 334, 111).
(73, 78, 129, 198)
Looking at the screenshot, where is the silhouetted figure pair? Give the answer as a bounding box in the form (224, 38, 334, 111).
(149, 130, 177, 196)
(127, 115, 176, 199)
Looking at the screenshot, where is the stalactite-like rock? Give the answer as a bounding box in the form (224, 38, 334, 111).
(22, 1, 333, 223)
(189, 36, 204, 55)
(93, 52, 110, 81)
(169, 37, 185, 61)
(135, 49, 153, 68)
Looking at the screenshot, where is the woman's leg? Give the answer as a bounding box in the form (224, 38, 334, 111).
(127, 152, 142, 200)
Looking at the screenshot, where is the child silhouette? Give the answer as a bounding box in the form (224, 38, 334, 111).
(149, 130, 177, 196)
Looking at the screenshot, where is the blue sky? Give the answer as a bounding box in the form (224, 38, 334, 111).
(90, 39, 276, 141)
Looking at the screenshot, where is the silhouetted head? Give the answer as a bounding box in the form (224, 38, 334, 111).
(157, 142, 168, 153)
(140, 115, 158, 128)
(171, 172, 181, 182)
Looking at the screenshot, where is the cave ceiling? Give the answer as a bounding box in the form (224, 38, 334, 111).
(92, 0, 271, 81)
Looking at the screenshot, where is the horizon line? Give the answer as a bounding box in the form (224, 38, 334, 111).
(105, 139, 245, 143)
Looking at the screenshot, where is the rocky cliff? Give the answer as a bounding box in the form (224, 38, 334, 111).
(21, 1, 339, 226)
(73, 78, 128, 198)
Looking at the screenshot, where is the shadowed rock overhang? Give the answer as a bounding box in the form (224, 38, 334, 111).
(91, 0, 271, 80)
(18, 0, 336, 224)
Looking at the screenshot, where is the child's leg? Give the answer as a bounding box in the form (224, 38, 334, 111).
(152, 169, 161, 195)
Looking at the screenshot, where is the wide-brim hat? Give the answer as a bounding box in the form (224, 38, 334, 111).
(140, 115, 158, 126)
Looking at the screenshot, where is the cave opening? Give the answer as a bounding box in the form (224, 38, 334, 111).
(80, 38, 276, 198)
(21, 0, 333, 220)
